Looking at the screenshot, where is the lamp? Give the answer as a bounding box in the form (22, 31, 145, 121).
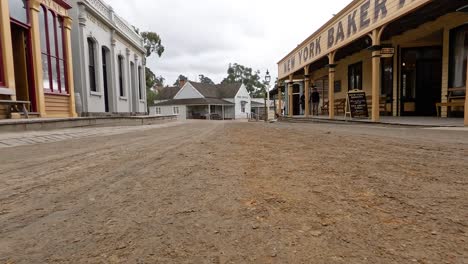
(265, 70, 271, 84)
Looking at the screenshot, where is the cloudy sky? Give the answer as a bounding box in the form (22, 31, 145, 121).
(105, 0, 352, 85)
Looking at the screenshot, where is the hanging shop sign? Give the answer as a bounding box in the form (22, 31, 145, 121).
(381, 47, 395, 58)
(278, 0, 431, 79)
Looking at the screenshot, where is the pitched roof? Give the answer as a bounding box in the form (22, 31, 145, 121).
(156, 86, 182, 100)
(188, 81, 242, 99)
(154, 98, 235, 106)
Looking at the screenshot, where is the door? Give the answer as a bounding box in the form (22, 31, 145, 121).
(400, 47, 442, 116)
(11, 23, 35, 111)
(102, 47, 109, 112)
(416, 59, 441, 116)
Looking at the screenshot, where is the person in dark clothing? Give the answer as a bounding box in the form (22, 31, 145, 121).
(311, 88, 320, 116)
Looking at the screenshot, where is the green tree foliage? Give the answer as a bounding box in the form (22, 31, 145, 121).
(221, 63, 266, 96)
(173, 75, 188, 86)
(145, 67, 165, 106)
(139, 31, 165, 108)
(141, 32, 165, 58)
(198, 74, 215, 85)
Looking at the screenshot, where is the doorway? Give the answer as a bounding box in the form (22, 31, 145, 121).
(102, 47, 110, 112)
(400, 47, 442, 116)
(292, 84, 301, 115)
(10, 23, 35, 111)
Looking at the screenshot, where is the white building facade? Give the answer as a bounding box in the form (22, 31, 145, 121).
(69, 0, 147, 116)
(150, 82, 252, 120)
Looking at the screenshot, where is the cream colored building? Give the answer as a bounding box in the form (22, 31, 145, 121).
(0, 0, 77, 119)
(277, 0, 468, 126)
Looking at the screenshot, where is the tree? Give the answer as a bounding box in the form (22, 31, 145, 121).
(141, 32, 165, 58)
(139, 31, 165, 108)
(173, 75, 188, 86)
(221, 63, 266, 96)
(198, 74, 215, 85)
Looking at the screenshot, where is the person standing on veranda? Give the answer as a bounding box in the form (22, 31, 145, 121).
(311, 88, 320, 116)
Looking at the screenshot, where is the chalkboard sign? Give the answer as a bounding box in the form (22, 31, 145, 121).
(347, 90, 368, 118)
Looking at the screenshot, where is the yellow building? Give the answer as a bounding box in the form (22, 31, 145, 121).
(277, 0, 468, 126)
(0, 0, 77, 119)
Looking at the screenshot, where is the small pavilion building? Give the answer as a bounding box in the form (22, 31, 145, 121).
(276, 0, 468, 126)
(0, 0, 77, 119)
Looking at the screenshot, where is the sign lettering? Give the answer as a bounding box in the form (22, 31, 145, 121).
(278, 0, 429, 79)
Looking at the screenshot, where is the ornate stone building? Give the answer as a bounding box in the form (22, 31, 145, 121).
(69, 0, 147, 116)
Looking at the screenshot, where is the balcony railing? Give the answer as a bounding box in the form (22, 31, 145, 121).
(83, 0, 143, 48)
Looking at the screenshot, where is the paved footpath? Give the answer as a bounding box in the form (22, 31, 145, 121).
(0, 121, 183, 149)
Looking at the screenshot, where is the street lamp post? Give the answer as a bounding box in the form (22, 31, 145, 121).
(264, 70, 271, 121)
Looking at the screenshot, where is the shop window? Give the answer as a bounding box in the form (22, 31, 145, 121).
(155, 107, 161, 115)
(87, 38, 97, 92)
(348, 62, 363, 90)
(381, 58, 393, 97)
(138, 66, 142, 100)
(9, 0, 28, 25)
(38, 5, 67, 94)
(118, 55, 125, 96)
(449, 25, 468, 90)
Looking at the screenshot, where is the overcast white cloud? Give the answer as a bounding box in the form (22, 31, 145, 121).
(105, 0, 352, 85)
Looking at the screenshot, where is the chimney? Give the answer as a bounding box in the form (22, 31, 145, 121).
(179, 77, 187, 87)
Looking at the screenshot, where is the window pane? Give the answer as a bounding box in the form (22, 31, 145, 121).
(59, 60, 66, 92)
(39, 6, 48, 54)
(87, 39, 94, 66)
(42, 54, 50, 90)
(9, 0, 28, 24)
(51, 58, 58, 90)
(57, 18, 64, 59)
(47, 11, 56, 56)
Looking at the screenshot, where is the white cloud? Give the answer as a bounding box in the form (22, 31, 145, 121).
(105, 0, 352, 84)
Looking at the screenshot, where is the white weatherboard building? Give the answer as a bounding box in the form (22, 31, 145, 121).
(150, 81, 252, 120)
(69, 0, 147, 116)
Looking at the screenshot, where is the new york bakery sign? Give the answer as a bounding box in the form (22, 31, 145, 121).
(278, 0, 431, 79)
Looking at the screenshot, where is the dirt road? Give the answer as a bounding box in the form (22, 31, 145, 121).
(0, 121, 467, 263)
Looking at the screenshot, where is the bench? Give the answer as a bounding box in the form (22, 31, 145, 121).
(321, 100, 329, 115)
(436, 88, 465, 117)
(0, 100, 30, 119)
(436, 101, 465, 117)
(366, 96, 387, 115)
(334, 98, 347, 114)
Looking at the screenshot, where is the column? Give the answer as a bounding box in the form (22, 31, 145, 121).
(328, 66, 335, 119)
(63, 17, 78, 117)
(371, 48, 382, 122)
(110, 33, 118, 112)
(465, 59, 468, 126)
(304, 75, 310, 117)
(142, 57, 147, 113)
(29, 0, 47, 116)
(277, 86, 282, 116)
(126, 48, 131, 113)
(0, 0, 16, 96)
(288, 82, 293, 117)
(370, 27, 386, 122)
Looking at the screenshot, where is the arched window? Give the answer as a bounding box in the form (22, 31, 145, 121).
(38, 5, 67, 94)
(87, 38, 97, 92)
(118, 55, 124, 96)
